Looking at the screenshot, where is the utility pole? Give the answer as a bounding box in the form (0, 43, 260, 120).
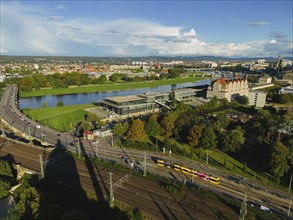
(143, 152, 147, 177)
(111, 133, 114, 147)
(28, 127, 32, 146)
(288, 196, 292, 217)
(39, 155, 45, 179)
(109, 172, 114, 207)
(289, 173, 292, 194)
(239, 192, 247, 220)
(77, 139, 81, 159)
(95, 143, 98, 158)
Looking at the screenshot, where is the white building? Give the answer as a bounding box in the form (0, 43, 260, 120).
(248, 90, 267, 107)
(93, 127, 112, 137)
(207, 76, 249, 101)
(258, 75, 272, 84)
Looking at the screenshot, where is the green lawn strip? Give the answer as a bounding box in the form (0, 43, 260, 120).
(23, 103, 95, 131)
(20, 76, 206, 97)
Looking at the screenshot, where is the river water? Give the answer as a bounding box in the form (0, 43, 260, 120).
(19, 79, 211, 109)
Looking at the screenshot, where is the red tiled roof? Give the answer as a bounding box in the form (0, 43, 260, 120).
(212, 77, 246, 85)
(83, 130, 93, 135)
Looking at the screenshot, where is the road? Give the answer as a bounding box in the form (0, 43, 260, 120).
(0, 85, 71, 147)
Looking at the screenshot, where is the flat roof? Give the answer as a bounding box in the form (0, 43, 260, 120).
(105, 95, 145, 103)
(175, 88, 202, 92)
(139, 91, 169, 98)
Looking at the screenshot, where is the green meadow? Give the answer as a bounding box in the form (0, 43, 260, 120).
(23, 103, 95, 131)
(20, 76, 206, 97)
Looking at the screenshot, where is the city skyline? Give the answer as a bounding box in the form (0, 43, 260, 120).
(1, 0, 292, 57)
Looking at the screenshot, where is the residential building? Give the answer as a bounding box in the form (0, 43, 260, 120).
(282, 71, 293, 84)
(207, 75, 249, 101)
(93, 127, 112, 137)
(258, 75, 272, 84)
(248, 90, 267, 107)
(83, 130, 94, 140)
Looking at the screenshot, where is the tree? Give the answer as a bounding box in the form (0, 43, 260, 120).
(145, 119, 161, 137)
(212, 114, 230, 132)
(98, 74, 107, 83)
(127, 119, 145, 140)
(161, 111, 179, 137)
(0, 160, 13, 181)
(234, 95, 249, 105)
(79, 121, 94, 132)
(86, 112, 100, 122)
(0, 179, 10, 199)
(109, 73, 119, 82)
(113, 122, 129, 137)
(57, 101, 64, 107)
(19, 76, 34, 91)
(173, 112, 194, 142)
(188, 125, 203, 148)
(15, 187, 40, 218)
(200, 126, 217, 150)
(149, 113, 159, 122)
(222, 130, 245, 152)
(42, 102, 47, 108)
(270, 140, 289, 182)
(171, 89, 176, 107)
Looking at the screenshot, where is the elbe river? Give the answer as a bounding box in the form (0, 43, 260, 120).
(19, 79, 211, 109)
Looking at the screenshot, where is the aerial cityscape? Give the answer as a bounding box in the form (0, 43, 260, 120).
(0, 1, 292, 220)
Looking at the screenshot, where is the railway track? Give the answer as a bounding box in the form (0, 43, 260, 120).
(1, 137, 290, 219)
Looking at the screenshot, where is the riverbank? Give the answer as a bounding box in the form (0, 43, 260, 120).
(20, 76, 207, 97)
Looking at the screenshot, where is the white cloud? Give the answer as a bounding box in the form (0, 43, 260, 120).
(0, 2, 291, 57)
(249, 21, 272, 26)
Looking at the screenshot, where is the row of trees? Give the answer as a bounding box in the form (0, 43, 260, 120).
(3, 68, 187, 92)
(113, 99, 292, 182)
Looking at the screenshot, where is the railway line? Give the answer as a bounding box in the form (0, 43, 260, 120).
(0, 136, 291, 218)
(46, 155, 238, 219)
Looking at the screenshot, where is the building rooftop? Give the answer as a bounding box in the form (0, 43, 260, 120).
(105, 95, 145, 103)
(139, 91, 169, 98)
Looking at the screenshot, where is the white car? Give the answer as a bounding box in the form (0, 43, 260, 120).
(36, 125, 41, 129)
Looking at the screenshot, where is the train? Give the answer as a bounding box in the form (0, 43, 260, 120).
(156, 159, 220, 185)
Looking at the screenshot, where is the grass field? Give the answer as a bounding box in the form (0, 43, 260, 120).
(23, 103, 95, 131)
(20, 76, 207, 97)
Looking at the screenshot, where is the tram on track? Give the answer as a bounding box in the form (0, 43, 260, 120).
(155, 159, 220, 185)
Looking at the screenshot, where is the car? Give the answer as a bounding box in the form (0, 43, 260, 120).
(36, 125, 41, 129)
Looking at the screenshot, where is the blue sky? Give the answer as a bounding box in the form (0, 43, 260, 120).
(1, 0, 292, 57)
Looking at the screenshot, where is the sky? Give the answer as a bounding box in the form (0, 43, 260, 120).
(0, 0, 292, 57)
